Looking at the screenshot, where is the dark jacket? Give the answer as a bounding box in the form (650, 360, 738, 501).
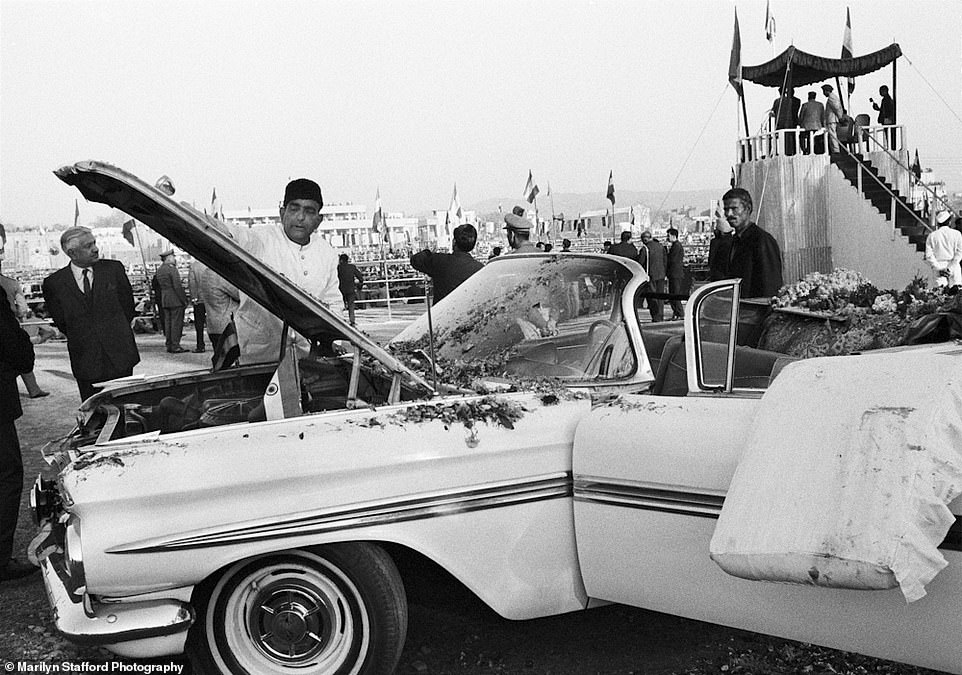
(644, 239, 667, 281)
(337, 262, 364, 296)
(607, 242, 638, 260)
(873, 94, 895, 124)
(154, 261, 187, 308)
(42, 259, 139, 382)
(708, 231, 733, 281)
(728, 223, 784, 299)
(666, 241, 685, 280)
(410, 250, 483, 302)
(0, 286, 33, 423)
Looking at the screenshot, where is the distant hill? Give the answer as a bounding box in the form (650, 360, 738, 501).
(468, 189, 724, 221)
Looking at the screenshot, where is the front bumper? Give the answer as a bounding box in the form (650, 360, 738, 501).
(34, 525, 194, 658)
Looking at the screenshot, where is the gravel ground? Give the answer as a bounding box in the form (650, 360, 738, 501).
(0, 321, 950, 675)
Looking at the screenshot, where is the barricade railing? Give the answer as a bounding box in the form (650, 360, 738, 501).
(737, 124, 905, 163)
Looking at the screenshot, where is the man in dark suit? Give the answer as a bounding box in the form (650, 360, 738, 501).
(666, 228, 686, 320)
(607, 230, 638, 259)
(641, 231, 667, 323)
(723, 188, 784, 299)
(154, 249, 188, 353)
(42, 227, 140, 401)
(0, 285, 38, 581)
(410, 223, 484, 303)
(337, 254, 364, 326)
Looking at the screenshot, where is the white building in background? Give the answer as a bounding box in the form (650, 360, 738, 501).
(223, 204, 420, 250)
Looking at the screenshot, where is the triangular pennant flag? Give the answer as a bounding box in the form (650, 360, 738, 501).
(728, 9, 743, 98)
(211, 188, 221, 221)
(74, 199, 80, 227)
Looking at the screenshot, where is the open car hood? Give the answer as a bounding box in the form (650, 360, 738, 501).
(55, 160, 433, 395)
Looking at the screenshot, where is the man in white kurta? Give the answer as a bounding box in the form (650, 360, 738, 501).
(924, 210, 962, 288)
(232, 179, 341, 364)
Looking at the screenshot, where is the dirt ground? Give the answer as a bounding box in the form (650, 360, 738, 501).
(0, 320, 950, 675)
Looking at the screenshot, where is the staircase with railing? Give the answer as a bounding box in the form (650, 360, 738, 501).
(829, 151, 931, 252)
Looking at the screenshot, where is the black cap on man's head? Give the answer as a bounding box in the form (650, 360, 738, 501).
(284, 178, 323, 208)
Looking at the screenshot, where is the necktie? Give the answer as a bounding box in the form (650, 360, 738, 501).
(82, 269, 91, 296)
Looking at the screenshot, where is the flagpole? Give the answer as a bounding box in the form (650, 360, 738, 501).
(549, 186, 556, 240)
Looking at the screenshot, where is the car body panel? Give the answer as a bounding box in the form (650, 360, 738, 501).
(61, 393, 591, 619)
(573, 384, 962, 675)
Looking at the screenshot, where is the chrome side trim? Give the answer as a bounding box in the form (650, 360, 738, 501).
(574, 477, 725, 519)
(109, 473, 572, 554)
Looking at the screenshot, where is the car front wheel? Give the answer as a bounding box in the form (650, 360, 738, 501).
(189, 543, 407, 675)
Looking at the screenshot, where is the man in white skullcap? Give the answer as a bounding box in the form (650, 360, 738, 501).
(924, 210, 962, 289)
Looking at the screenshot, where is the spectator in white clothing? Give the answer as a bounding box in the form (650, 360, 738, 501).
(925, 210, 962, 289)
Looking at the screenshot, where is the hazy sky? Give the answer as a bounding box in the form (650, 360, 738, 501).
(2, 0, 960, 227)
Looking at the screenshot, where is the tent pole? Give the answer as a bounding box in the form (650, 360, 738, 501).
(892, 57, 898, 145)
(740, 93, 750, 159)
(834, 75, 847, 115)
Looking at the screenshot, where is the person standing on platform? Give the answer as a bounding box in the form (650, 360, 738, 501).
(723, 188, 784, 299)
(188, 258, 208, 353)
(641, 231, 667, 323)
(42, 227, 140, 401)
(666, 228, 686, 320)
(154, 249, 188, 353)
(411, 223, 483, 303)
(0, 285, 38, 581)
(870, 85, 896, 149)
(337, 254, 364, 325)
(798, 91, 825, 155)
(607, 230, 639, 259)
(822, 84, 844, 154)
(771, 86, 801, 155)
(924, 210, 962, 290)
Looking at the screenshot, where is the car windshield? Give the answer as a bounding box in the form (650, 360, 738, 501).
(391, 254, 638, 382)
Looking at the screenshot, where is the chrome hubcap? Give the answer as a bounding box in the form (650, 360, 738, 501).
(251, 585, 333, 662)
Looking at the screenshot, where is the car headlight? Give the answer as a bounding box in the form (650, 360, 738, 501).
(63, 517, 86, 591)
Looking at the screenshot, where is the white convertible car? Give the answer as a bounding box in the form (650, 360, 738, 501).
(31, 162, 961, 675)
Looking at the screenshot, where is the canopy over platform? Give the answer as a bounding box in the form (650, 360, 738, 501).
(743, 43, 902, 88)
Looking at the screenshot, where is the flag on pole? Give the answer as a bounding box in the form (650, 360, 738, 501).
(765, 0, 775, 42)
(728, 9, 743, 97)
(122, 219, 136, 246)
(211, 188, 221, 220)
(911, 149, 922, 181)
(546, 182, 551, 198)
(448, 184, 462, 226)
(841, 7, 855, 94)
(372, 188, 383, 232)
(606, 171, 615, 206)
(0, 223, 6, 246)
(74, 199, 80, 227)
(523, 170, 540, 203)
